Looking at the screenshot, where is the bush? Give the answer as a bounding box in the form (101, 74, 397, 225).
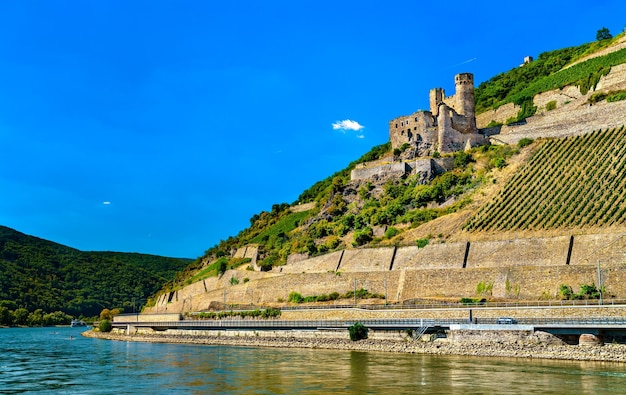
(545, 100, 557, 111)
(353, 227, 373, 246)
(453, 151, 474, 168)
(348, 322, 368, 341)
(384, 227, 400, 239)
(98, 319, 113, 332)
(517, 138, 534, 148)
(287, 292, 304, 304)
(607, 90, 626, 102)
(416, 238, 429, 248)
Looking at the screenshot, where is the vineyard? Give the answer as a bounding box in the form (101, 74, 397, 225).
(464, 126, 626, 232)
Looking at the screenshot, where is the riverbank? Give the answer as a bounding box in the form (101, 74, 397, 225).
(83, 329, 626, 363)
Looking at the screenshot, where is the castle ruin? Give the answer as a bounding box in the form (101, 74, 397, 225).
(389, 73, 486, 155)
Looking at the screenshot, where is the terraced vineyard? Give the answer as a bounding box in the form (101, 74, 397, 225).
(465, 126, 626, 231)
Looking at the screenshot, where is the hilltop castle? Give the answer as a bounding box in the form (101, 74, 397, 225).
(389, 72, 486, 155)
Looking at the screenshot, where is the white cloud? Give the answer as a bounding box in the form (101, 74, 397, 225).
(356, 134, 365, 139)
(332, 119, 364, 132)
(102, 201, 111, 205)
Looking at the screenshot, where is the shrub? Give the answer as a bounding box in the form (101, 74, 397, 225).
(607, 90, 626, 102)
(98, 319, 113, 333)
(453, 151, 474, 168)
(588, 91, 607, 104)
(517, 138, 533, 148)
(558, 284, 573, 300)
(416, 238, 429, 248)
(287, 292, 304, 303)
(384, 227, 400, 239)
(229, 276, 239, 285)
(545, 100, 557, 111)
(348, 322, 368, 341)
(491, 157, 507, 169)
(353, 227, 373, 246)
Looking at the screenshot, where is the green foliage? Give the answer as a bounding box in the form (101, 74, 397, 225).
(416, 238, 429, 248)
(607, 90, 626, 102)
(0, 226, 190, 317)
(218, 259, 228, 276)
(517, 138, 534, 148)
(348, 322, 368, 341)
(98, 319, 113, 332)
(597, 27, 612, 41)
(559, 283, 602, 300)
(283, 288, 382, 304)
(288, 292, 304, 303)
(491, 157, 507, 169)
(229, 276, 240, 285)
(453, 151, 474, 169)
(249, 211, 309, 245)
(545, 100, 557, 111)
(191, 308, 281, 320)
(476, 281, 494, 296)
(460, 297, 484, 305)
(353, 227, 373, 246)
(384, 227, 400, 239)
(100, 308, 123, 321)
(558, 284, 574, 300)
(432, 151, 441, 158)
(474, 42, 626, 114)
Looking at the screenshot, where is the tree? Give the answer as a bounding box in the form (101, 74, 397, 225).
(98, 319, 113, 332)
(596, 27, 612, 41)
(348, 322, 368, 341)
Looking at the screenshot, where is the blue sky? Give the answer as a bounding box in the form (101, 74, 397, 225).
(1, 1, 624, 258)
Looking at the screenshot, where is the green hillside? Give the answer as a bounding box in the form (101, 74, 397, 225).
(465, 126, 626, 231)
(152, 33, 626, 297)
(0, 226, 191, 318)
(475, 32, 625, 122)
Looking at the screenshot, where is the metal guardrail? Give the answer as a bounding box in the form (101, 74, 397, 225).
(112, 317, 626, 330)
(274, 299, 626, 311)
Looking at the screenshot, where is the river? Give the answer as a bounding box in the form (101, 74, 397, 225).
(1, 327, 625, 394)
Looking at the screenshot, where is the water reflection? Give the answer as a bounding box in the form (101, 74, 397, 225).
(1, 328, 626, 394)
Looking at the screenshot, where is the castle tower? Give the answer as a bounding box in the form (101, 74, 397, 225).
(454, 73, 475, 116)
(454, 72, 476, 130)
(429, 88, 444, 117)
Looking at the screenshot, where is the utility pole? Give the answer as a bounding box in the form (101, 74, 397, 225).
(384, 278, 387, 305)
(597, 260, 603, 305)
(354, 278, 357, 307)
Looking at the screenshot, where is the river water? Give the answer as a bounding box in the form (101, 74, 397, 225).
(1, 327, 626, 394)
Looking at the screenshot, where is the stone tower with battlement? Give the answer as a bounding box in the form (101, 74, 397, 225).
(389, 72, 484, 156)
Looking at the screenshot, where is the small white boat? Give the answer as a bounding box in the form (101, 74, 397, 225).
(70, 319, 86, 327)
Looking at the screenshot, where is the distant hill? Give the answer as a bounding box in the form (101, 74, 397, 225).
(0, 225, 191, 317)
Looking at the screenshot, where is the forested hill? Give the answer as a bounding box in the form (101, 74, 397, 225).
(0, 225, 191, 317)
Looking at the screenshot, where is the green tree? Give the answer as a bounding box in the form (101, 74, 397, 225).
(596, 27, 612, 41)
(0, 306, 12, 326)
(98, 319, 113, 332)
(348, 322, 368, 341)
(13, 308, 29, 326)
